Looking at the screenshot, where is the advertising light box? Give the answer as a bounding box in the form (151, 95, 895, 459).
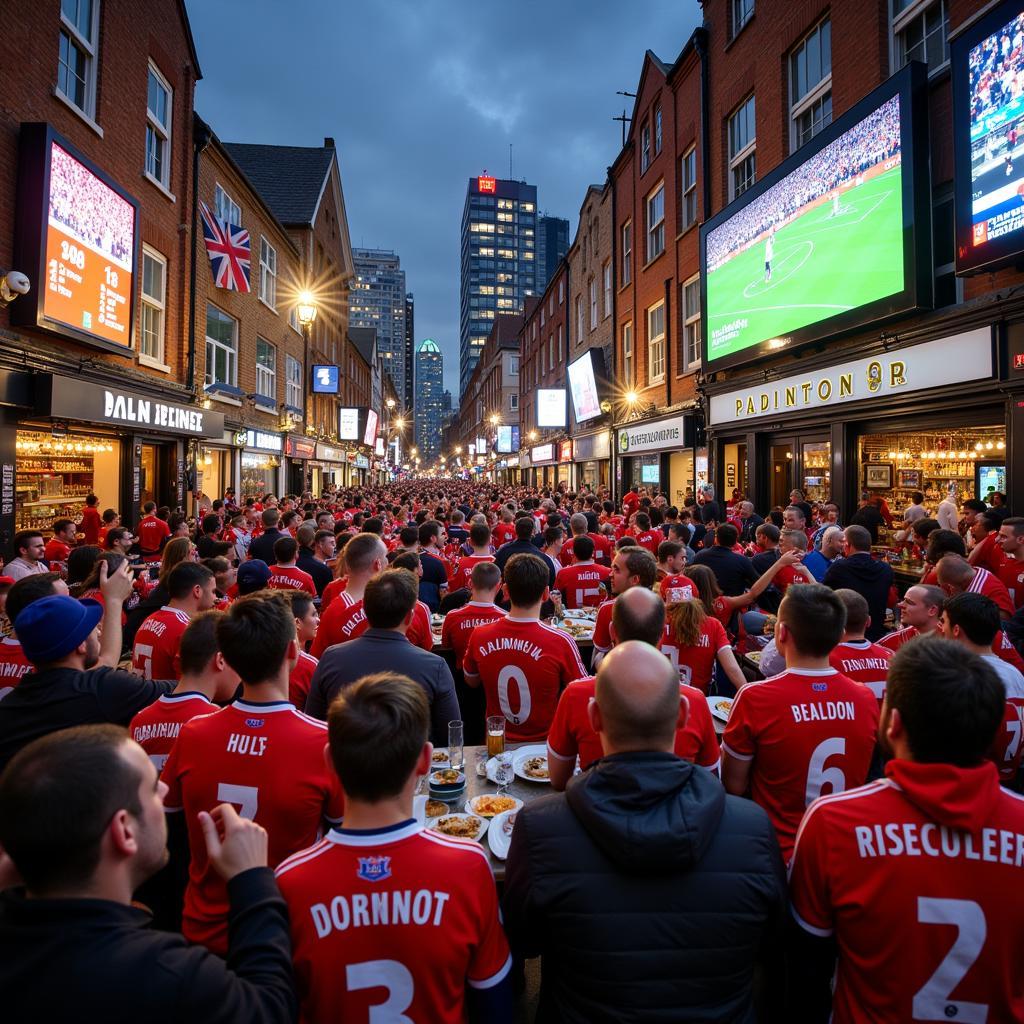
(700, 63, 929, 373)
(496, 424, 520, 453)
(14, 123, 139, 352)
(953, 0, 1024, 274)
(363, 409, 379, 447)
(338, 407, 360, 440)
(568, 349, 605, 423)
(312, 365, 339, 393)
(536, 388, 567, 428)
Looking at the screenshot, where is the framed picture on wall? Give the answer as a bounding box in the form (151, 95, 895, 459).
(865, 463, 892, 489)
(897, 469, 922, 489)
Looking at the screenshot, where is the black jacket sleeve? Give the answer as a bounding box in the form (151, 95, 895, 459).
(502, 810, 540, 959)
(176, 867, 297, 1023)
(95, 669, 175, 724)
(430, 660, 462, 748)
(304, 659, 329, 720)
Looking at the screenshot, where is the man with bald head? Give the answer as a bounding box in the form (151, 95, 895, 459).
(505, 639, 785, 1022)
(547, 588, 720, 789)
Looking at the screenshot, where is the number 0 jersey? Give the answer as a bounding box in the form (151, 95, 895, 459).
(275, 820, 511, 1024)
(789, 759, 1024, 1023)
(722, 668, 879, 862)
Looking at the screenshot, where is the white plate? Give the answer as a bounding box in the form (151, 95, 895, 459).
(464, 794, 523, 818)
(512, 744, 551, 784)
(706, 695, 734, 723)
(429, 749, 451, 770)
(429, 812, 488, 842)
(487, 808, 519, 861)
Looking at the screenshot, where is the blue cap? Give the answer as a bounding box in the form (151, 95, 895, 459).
(15, 596, 103, 664)
(237, 559, 271, 594)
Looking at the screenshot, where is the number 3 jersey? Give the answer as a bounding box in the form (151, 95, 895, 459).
(722, 668, 879, 862)
(275, 821, 512, 1024)
(161, 698, 345, 955)
(789, 759, 1024, 1023)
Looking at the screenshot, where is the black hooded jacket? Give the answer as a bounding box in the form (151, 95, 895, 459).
(502, 752, 786, 1023)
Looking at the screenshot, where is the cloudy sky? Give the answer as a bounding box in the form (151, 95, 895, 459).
(184, 0, 701, 396)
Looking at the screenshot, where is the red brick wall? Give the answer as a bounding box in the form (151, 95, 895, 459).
(519, 265, 568, 440)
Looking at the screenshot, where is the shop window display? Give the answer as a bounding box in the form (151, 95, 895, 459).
(241, 451, 279, 498)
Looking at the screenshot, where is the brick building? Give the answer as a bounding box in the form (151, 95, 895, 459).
(0, 0, 226, 544)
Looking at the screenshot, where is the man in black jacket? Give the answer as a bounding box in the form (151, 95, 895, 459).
(247, 509, 287, 566)
(503, 641, 786, 1022)
(494, 516, 556, 586)
(823, 525, 894, 641)
(0, 724, 295, 1023)
(295, 523, 333, 597)
(692, 522, 758, 596)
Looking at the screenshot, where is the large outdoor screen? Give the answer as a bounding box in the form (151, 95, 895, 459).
(14, 123, 139, 351)
(496, 424, 520, 453)
(953, 1, 1024, 274)
(536, 388, 567, 428)
(338, 407, 360, 440)
(568, 349, 605, 423)
(363, 409, 379, 447)
(701, 63, 928, 372)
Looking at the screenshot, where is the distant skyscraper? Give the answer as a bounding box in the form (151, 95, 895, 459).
(415, 338, 444, 460)
(441, 389, 453, 426)
(403, 292, 415, 411)
(536, 214, 570, 290)
(350, 249, 407, 401)
(460, 175, 537, 398)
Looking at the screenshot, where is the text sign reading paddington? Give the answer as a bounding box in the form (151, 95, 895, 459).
(708, 328, 993, 425)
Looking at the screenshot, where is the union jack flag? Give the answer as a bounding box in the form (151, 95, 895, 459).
(199, 201, 251, 292)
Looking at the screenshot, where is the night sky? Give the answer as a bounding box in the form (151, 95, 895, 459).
(184, 0, 702, 397)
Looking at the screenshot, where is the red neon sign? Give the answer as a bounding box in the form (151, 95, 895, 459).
(478, 175, 496, 194)
(1014, 353, 1024, 371)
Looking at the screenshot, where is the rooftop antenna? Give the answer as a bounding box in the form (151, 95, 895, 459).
(614, 90, 636, 147)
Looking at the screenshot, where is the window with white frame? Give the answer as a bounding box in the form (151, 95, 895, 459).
(647, 301, 665, 383)
(681, 148, 697, 231)
(622, 221, 632, 285)
(576, 295, 585, 343)
(557, 325, 563, 362)
(286, 355, 302, 409)
(681, 275, 701, 370)
(145, 62, 172, 188)
(622, 321, 634, 388)
(258, 237, 277, 309)
(733, 0, 754, 35)
(655, 109, 665, 157)
(139, 246, 166, 364)
(541, 306, 546, 328)
(589, 277, 598, 330)
(728, 95, 756, 200)
(205, 305, 237, 387)
(289, 306, 301, 333)
(603, 261, 612, 317)
(558, 278, 565, 303)
(790, 18, 832, 151)
(510, 393, 519, 411)
(892, 0, 949, 73)
(256, 339, 276, 400)
(214, 183, 241, 227)
(646, 184, 665, 262)
(641, 121, 651, 173)
(510, 354, 520, 375)
(58, 0, 99, 120)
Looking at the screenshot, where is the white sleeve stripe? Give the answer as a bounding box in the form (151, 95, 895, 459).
(468, 953, 513, 990)
(790, 906, 833, 938)
(275, 839, 332, 877)
(721, 742, 753, 762)
(698, 757, 721, 773)
(546, 743, 576, 763)
(162, 805, 183, 813)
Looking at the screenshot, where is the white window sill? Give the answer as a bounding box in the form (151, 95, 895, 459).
(139, 353, 171, 373)
(258, 296, 277, 313)
(53, 86, 103, 137)
(143, 171, 176, 203)
(208, 392, 242, 407)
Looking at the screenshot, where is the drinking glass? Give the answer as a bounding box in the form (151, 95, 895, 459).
(448, 720, 464, 772)
(495, 752, 514, 796)
(486, 715, 505, 758)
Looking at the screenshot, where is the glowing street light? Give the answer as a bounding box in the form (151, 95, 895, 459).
(296, 291, 318, 326)
(386, 397, 396, 410)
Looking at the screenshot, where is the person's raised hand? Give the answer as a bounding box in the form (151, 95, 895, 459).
(99, 557, 134, 604)
(778, 549, 804, 566)
(199, 803, 268, 881)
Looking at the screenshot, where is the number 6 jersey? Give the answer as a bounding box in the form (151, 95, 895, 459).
(789, 759, 1024, 1022)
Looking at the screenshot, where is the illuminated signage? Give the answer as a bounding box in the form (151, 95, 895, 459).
(531, 443, 555, 463)
(363, 409, 379, 447)
(496, 424, 520, 453)
(478, 175, 496, 194)
(475, 436, 487, 454)
(245, 429, 283, 452)
(559, 440, 573, 462)
(568, 350, 605, 423)
(375, 436, 385, 456)
(14, 124, 139, 352)
(312, 365, 339, 393)
(536, 389, 567, 428)
(338, 407, 359, 440)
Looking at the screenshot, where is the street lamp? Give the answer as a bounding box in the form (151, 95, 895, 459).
(489, 414, 500, 427)
(411, 446, 418, 457)
(296, 291, 318, 438)
(386, 397, 396, 411)
(528, 430, 538, 441)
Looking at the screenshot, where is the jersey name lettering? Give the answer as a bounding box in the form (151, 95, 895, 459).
(791, 700, 857, 723)
(311, 888, 452, 937)
(854, 823, 1024, 866)
(226, 733, 268, 756)
(477, 637, 543, 660)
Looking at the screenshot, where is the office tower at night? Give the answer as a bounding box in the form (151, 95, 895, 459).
(350, 248, 408, 401)
(536, 214, 569, 290)
(414, 338, 444, 460)
(459, 175, 537, 397)
(403, 292, 415, 411)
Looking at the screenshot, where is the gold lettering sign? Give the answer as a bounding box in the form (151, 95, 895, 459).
(890, 361, 906, 386)
(839, 373, 853, 397)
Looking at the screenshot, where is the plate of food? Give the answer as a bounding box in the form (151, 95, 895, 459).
(428, 768, 465, 796)
(746, 651, 762, 665)
(430, 748, 450, 770)
(424, 799, 449, 818)
(706, 695, 734, 723)
(556, 620, 594, 640)
(430, 813, 488, 842)
(512, 744, 551, 783)
(464, 794, 523, 818)
(487, 809, 518, 860)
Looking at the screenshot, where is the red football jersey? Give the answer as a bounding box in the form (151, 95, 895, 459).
(462, 616, 587, 743)
(548, 676, 720, 773)
(969, 567, 1015, 620)
(789, 760, 1024, 1023)
(79, 505, 102, 545)
(321, 576, 347, 611)
(289, 651, 319, 711)
(878, 624, 923, 652)
(722, 668, 880, 861)
(43, 538, 72, 564)
(161, 698, 345, 954)
(268, 565, 317, 596)
(660, 574, 695, 604)
(311, 591, 366, 658)
(137, 514, 170, 556)
(588, 532, 614, 565)
(492, 523, 516, 547)
(554, 563, 611, 609)
(997, 556, 1024, 610)
(129, 691, 215, 773)
(659, 617, 730, 695)
(828, 639, 893, 705)
(275, 822, 511, 1023)
(592, 600, 614, 655)
(440, 602, 506, 669)
(631, 530, 661, 557)
(0, 637, 32, 700)
(132, 606, 191, 681)
(406, 601, 436, 652)
(447, 555, 496, 594)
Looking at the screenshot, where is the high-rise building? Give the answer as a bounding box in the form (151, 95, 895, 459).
(414, 338, 444, 460)
(536, 214, 570, 290)
(403, 292, 415, 412)
(460, 175, 537, 398)
(350, 249, 407, 401)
